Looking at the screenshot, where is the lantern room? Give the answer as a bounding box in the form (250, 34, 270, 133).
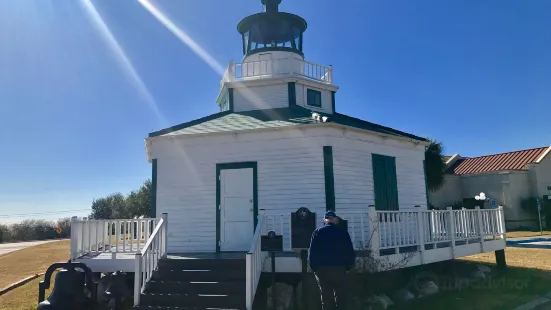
(237, 0, 307, 60)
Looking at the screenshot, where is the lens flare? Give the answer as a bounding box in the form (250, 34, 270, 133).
(137, 0, 226, 76)
(80, 0, 166, 124)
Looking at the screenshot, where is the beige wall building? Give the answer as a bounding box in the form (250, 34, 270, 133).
(430, 146, 551, 230)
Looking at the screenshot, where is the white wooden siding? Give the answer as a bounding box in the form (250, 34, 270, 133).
(154, 130, 327, 253)
(332, 135, 427, 213)
(233, 84, 289, 112)
(535, 152, 551, 197)
(151, 126, 426, 253)
(295, 83, 334, 114)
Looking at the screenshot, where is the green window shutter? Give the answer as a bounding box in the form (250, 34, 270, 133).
(307, 89, 322, 107)
(372, 154, 399, 211)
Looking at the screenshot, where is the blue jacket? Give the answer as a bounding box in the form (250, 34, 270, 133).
(307, 223, 356, 272)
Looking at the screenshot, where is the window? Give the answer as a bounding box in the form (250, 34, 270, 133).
(307, 89, 322, 108)
(372, 154, 399, 211)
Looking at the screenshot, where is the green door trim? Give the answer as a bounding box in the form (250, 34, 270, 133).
(216, 162, 258, 252)
(151, 159, 158, 218)
(323, 146, 335, 211)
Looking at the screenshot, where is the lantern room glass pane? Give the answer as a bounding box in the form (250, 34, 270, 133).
(243, 31, 250, 54)
(242, 19, 304, 56)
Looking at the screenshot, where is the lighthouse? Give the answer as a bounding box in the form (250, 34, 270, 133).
(217, 0, 338, 114)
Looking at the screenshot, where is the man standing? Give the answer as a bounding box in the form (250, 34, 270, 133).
(308, 211, 356, 310)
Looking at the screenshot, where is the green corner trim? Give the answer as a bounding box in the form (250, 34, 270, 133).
(331, 91, 336, 113)
(216, 162, 258, 252)
(323, 146, 335, 211)
(151, 159, 158, 218)
(288, 82, 296, 108)
(228, 88, 234, 112)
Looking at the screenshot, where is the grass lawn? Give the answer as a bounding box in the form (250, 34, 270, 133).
(0, 277, 51, 310)
(0, 241, 69, 310)
(0, 240, 69, 290)
(402, 248, 551, 310)
(506, 231, 551, 238)
(461, 247, 551, 271)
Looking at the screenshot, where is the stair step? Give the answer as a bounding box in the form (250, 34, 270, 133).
(140, 293, 244, 308)
(135, 306, 243, 310)
(152, 270, 245, 282)
(159, 259, 245, 271)
(145, 280, 245, 294)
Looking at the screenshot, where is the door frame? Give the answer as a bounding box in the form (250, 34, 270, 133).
(216, 162, 258, 252)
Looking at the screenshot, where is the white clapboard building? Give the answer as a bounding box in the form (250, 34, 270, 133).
(69, 1, 506, 309)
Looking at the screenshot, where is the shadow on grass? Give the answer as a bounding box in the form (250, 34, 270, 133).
(396, 262, 551, 310)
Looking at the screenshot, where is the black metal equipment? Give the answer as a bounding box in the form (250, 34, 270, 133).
(37, 262, 97, 310)
(291, 207, 316, 250)
(105, 271, 130, 310)
(336, 216, 348, 232)
(290, 207, 316, 310)
(261, 230, 283, 310)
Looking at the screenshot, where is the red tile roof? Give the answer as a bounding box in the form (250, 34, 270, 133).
(447, 147, 550, 175)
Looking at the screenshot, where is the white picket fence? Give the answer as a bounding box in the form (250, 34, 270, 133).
(70, 216, 158, 259)
(376, 206, 505, 253)
(262, 206, 505, 254)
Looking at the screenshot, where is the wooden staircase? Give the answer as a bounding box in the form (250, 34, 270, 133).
(135, 257, 246, 309)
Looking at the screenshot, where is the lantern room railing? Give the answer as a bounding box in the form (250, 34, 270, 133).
(221, 58, 332, 87)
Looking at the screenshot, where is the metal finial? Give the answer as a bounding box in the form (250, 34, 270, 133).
(261, 0, 282, 12)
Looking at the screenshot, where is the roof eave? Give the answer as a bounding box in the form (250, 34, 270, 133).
(535, 146, 551, 163)
(145, 121, 428, 159)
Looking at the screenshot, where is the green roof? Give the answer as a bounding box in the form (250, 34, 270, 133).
(148, 107, 428, 142)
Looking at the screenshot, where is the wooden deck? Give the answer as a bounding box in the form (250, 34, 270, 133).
(73, 237, 505, 274)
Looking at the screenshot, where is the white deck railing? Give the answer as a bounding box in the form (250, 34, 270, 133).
(246, 214, 268, 310)
(134, 213, 167, 306)
(222, 58, 333, 86)
(262, 206, 505, 255)
(70, 216, 158, 260)
(373, 206, 506, 253)
(265, 211, 370, 250)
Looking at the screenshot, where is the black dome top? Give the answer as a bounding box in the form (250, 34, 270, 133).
(237, 0, 307, 57)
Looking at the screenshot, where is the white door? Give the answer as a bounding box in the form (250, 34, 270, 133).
(220, 168, 254, 251)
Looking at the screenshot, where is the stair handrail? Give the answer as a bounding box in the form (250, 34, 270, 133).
(133, 213, 168, 306)
(245, 213, 268, 310)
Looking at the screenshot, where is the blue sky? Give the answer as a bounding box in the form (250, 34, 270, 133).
(0, 0, 549, 223)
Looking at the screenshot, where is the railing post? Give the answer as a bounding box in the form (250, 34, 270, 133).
(228, 60, 234, 81)
(368, 205, 380, 259)
(498, 206, 506, 240)
(415, 206, 425, 264)
(161, 213, 168, 258)
(328, 65, 333, 82)
(475, 206, 485, 252)
(245, 253, 252, 310)
(447, 207, 456, 258)
(134, 254, 143, 306)
(70, 216, 78, 260)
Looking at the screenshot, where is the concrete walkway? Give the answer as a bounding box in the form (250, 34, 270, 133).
(507, 237, 551, 249)
(0, 240, 61, 256)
